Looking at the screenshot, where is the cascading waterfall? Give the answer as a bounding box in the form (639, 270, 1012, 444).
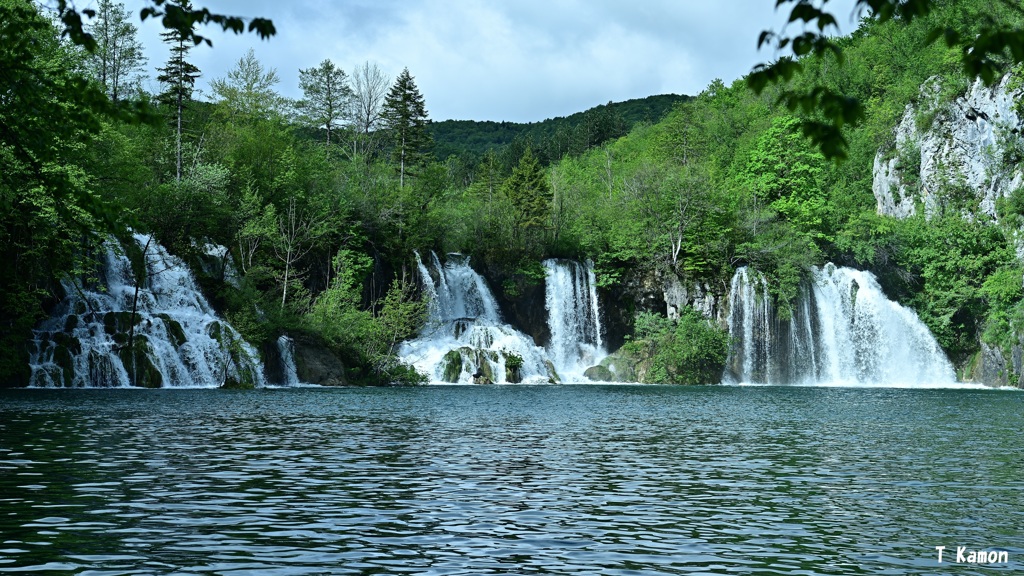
(28, 234, 264, 388)
(277, 335, 301, 386)
(400, 252, 559, 384)
(543, 259, 606, 379)
(725, 264, 956, 386)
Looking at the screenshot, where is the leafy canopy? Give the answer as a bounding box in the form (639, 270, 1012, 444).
(751, 0, 1024, 160)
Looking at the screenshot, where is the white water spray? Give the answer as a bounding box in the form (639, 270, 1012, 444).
(400, 252, 558, 384)
(543, 259, 606, 379)
(725, 264, 956, 386)
(28, 234, 264, 388)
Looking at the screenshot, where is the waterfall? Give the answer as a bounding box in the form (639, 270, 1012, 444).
(399, 252, 559, 384)
(277, 335, 300, 386)
(543, 259, 606, 379)
(28, 234, 265, 388)
(725, 264, 956, 386)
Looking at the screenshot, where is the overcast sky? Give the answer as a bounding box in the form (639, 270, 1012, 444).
(127, 0, 862, 123)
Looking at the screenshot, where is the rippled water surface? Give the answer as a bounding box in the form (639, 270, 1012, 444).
(1, 385, 1022, 575)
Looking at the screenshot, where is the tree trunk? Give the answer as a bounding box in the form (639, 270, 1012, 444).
(127, 236, 152, 386)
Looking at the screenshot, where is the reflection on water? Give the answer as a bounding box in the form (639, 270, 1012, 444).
(1, 386, 1022, 574)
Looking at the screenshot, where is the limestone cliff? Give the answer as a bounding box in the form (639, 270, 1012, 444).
(873, 75, 1024, 221)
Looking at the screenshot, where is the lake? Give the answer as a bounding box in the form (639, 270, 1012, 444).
(1, 385, 1021, 574)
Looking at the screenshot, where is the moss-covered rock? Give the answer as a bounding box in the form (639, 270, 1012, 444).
(544, 360, 560, 384)
(52, 345, 74, 387)
(52, 332, 81, 356)
(156, 314, 187, 348)
(504, 352, 523, 384)
(583, 365, 614, 382)
(584, 351, 641, 383)
(442, 349, 463, 382)
(64, 314, 79, 332)
(225, 332, 260, 389)
(103, 311, 141, 335)
(220, 377, 255, 390)
(472, 352, 494, 384)
(117, 336, 162, 388)
(207, 321, 222, 343)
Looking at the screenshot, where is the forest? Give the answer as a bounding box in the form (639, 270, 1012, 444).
(4, 0, 1024, 387)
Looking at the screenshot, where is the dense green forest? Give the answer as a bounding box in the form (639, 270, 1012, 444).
(426, 94, 688, 169)
(4, 0, 1024, 386)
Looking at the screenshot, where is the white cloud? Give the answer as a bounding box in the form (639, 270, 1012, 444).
(129, 0, 861, 122)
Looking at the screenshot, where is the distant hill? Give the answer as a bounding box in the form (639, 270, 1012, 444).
(427, 94, 689, 165)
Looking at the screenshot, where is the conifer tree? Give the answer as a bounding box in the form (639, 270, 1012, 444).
(381, 68, 431, 188)
(156, 0, 200, 182)
(503, 147, 551, 243)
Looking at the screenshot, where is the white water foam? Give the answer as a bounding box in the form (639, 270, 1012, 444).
(543, 259, 606, 380)
(400, 252, 557, 384)
(725, 264, 958, 387)
(28, 234, 264, 388)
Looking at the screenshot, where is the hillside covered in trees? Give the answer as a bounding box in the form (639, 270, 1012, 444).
(426, 94, 689, 169)
(4, 0, 1024, 386)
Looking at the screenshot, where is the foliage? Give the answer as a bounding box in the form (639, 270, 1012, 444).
(8, 0, 1024, 387)
(0, 0, 111, 384)
(750, 0, 1024, 160)
(502, 147, 551, 250)
(210, 48, 285, 120)
(297, 59, 352, 145)
(625, 309, 729, 385)
(85, 0, 146, 103)
(427, 94, 688, 165)
(53, 0, 275, 51)
(155, 0, 200, 182)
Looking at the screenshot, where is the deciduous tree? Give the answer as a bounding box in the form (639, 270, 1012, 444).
(211, 48, 284, 120)
(349, 61, 389, 154)
(85, 0, 146, 102)
(298, 59, 352, 145)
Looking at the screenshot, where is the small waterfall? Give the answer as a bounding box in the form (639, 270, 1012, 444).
(399, 252, 558, 384)
(28, 234, 265, 388)
(543, 259, 606, 379)
(725, 264, 956, 386)
(277, 335, 300, 386)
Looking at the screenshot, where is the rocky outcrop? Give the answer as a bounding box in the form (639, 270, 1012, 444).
(964, 343, 1015, 387)
(963, 339, 1024, 388)
(584, 349, 645, 383)
(662, 273, 727, 326)
(602, 267, 727, 358)
(873, 75, 1024, 220)
(293, 338, 348, 386)
(479, 264, 551, 348)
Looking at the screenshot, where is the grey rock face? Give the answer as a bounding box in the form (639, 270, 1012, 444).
(873, 76, 1024, 221)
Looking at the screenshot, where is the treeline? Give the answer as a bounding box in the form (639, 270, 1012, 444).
(427, 94, 688, 169)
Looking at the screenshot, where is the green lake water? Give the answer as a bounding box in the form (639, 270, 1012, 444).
(1, 385, 1021, 574)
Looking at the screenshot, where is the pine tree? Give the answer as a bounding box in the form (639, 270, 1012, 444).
(503, 146, 551, 243)
(381, 67, 431, 188)
(156, 0, 200, 182)
(85, 0, 146, 102)
(298, 59, 352, 145)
